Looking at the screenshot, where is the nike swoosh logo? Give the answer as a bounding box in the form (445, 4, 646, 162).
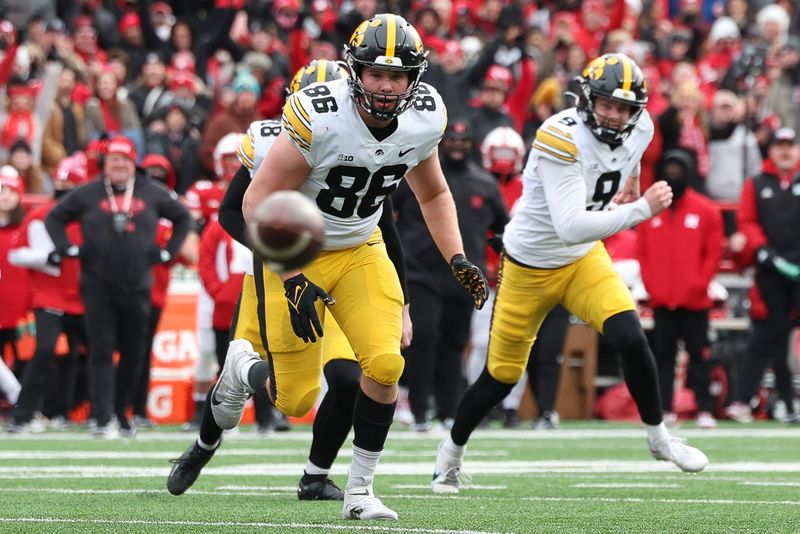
(399, 147, 415, 157)
(210, 380, 223, 406)
(349, 490, 370, 496)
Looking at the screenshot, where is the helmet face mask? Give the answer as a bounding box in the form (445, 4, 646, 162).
(345, 14, 429, 121)
(577, 53, 648, 144)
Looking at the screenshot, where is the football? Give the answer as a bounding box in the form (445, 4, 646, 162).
(246, 191, 326, 272)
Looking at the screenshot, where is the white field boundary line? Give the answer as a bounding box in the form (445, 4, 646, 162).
(3, 461, 800, 479)
(0, 517, 509, 534)
(0, 450, 505, 460)
(1, 489, 800, 508)
(4, 427, 800, 441)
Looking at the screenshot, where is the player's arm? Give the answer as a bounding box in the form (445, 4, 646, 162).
(218, 165, 251, 246)
(541, 158, 669, 246)
(406, 147, 489, 309)
(405, 147, 465, 261)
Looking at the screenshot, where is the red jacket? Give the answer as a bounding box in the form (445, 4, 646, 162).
(198, 219, 247, 330)
(636, 189, 724, 310)
(17, 202, 83, 315)
(0, 222, 30, 328)
(150, 221, 173, 310)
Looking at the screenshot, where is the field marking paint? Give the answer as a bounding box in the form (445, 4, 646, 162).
(571, 483, 682, 488)
(3, 488, 799, 509)
(4, 461, 800, 480)
(0, 517, 508, 534)
(393, 484, 507, 491)
(740, 481, 800, 487)
(3, 427, 800, 442)
(0, 449, 503, 460)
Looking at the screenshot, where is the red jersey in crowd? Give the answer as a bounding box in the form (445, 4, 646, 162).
(0, 221, 30, 328)
(15, 201, 83, 315)
(184, 180, 226, 223)
(198, 219, 249, 330)
(637, 189, 724, 310)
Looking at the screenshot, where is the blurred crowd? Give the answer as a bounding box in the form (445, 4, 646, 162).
(1, 0, 800, 434)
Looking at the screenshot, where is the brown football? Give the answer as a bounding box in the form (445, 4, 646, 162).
(246, 191, 326, 272)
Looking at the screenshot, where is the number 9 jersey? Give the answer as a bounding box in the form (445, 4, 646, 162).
(503, 107, 654, 268)
(282, 77, 447, 250)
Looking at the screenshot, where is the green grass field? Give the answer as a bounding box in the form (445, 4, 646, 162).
(1, 421, 798, 533)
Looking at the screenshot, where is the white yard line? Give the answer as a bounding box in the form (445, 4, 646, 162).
(0, 449, 504, 460)
(570, 483, 683, 488)
(3, 427, 800, 441)
(1, 488, 799, 508)
(2, 460, 800, 479)
(0, 517, 508, 534)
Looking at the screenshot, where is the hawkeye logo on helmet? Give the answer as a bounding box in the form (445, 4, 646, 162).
(583, 57, 606, 80)
(375, 56, 403, 67)
(350, 20, 368, 47)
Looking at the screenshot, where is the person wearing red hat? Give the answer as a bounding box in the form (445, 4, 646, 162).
(6, 154, 88, 433)
(0, 166, 28, 412)
(466, 64, 515, 154)
(44, 135, 192, 437)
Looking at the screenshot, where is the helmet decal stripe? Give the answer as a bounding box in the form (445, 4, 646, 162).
(316, 60, 327, 83)
(621, 55, 632, 92)
(385, 15, 396, 57)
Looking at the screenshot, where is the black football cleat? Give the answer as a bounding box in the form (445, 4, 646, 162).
(297, 475, 344, 501)
(167, 440, 217, 495)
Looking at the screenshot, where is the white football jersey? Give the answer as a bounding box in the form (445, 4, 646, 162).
(504, 107, 654, 268)
(237, 119, 282, 179)
(282, 78, 447, 250)
(233, 121, 282, 275)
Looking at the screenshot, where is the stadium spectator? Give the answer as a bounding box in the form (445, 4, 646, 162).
(198, 71, 259, 175)
(0, 166, 28, 400)
(706, 90, 762, 203)
(129, 53, 171, 127)
(727, 127, 800, 424)
(395, 121, 507, 432)
(6, 155, 86, 433)
(84, 69, 143, 152)
(637, 149, 725, 429)
(44, 136, 191, 437)
(658, 81, 709, 190)
(41, 66, 86, 175)
(144, 103, 200, 194)
(466, 65, 515, 154)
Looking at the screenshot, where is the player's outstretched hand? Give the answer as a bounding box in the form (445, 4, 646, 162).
(283, 274, 335, 343)
(643, 181, 673, 216)
(450, 254, 490, 310)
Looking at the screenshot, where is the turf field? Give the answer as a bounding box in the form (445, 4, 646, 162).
(0, 422, 798, 533)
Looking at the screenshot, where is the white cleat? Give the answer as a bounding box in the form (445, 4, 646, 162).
(431, 440, 469, 494)
(342, 486, 398, 520)
(210, 339, 260, 430)
(649, 437, 709, 473)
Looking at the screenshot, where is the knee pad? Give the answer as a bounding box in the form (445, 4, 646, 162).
(361, 352, 404, 386)
(277, 384, 321, 418)
(489, 362, 526, 384)
(324, 359, 361, 391)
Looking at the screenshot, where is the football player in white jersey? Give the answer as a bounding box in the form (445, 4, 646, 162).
(243, 15, 486, 521)
(431, 53, 710, 495)
(168, 59, 415, 503)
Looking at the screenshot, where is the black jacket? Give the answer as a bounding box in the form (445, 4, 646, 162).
(46, 173, 191, 293)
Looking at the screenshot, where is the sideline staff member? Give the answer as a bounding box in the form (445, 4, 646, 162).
(46, 136, 191, 437)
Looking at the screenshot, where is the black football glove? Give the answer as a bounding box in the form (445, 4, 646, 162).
(487, 234, 504, 254)
(450, 253, 489, 310)
(284, 274, 335, 343)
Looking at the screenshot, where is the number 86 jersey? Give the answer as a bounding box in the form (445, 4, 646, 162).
(282, 77, 447, 250)
(504, 107, 654, 268)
